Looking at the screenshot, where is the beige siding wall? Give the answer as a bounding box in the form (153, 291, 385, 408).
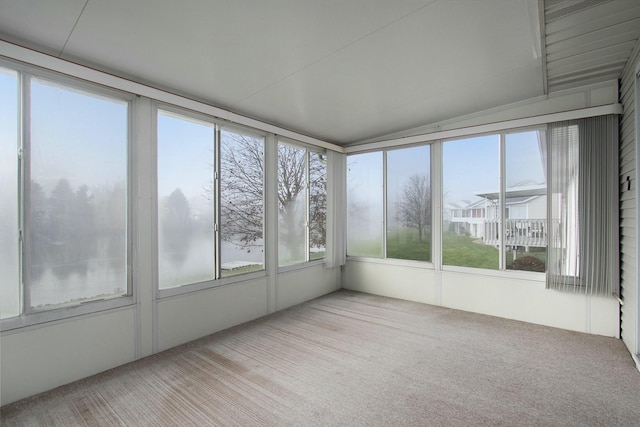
(620, 39, 640, 356)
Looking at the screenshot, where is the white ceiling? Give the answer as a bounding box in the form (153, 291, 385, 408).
(0, 0, 638, 145)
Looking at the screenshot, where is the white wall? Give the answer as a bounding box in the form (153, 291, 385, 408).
(1, 308, 137, 405)
(344, 260, 619, 337)
(619, 38, 640, 361)
(0, 267, 340, 406)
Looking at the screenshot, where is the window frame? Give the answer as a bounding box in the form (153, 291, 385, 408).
(154, 104, 268, 299)
(276, 137, 327, 271)
(346, 143, 435, 267)
(0, 60, 135, 331)
(440, 126, 547, 277)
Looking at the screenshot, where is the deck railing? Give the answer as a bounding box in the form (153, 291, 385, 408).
(483, 219, 547, 247)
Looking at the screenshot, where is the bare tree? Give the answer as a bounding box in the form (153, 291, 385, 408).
(216, 133, 326, 253)
(395, 174, 431, 241)
(218, 132, 264, 249)
(309, 152, 326, 250)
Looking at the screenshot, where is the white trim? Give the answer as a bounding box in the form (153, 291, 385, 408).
(157, 270, 267, 300)
(632, 352, 640, 373)
(0, 296, 134, 332)
(635, 69, 640, 356)
(277, 259, 325, 274)
(346, 256, 435, 270)
(345, 104, 623, 153)
(442, 264, 546, 283)
(0, 40, 344, 154)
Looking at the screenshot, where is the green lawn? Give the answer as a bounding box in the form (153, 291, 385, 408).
(386, 227, 431, 261)
(442, 232, 500, 269)
(350, 228, 546, 271)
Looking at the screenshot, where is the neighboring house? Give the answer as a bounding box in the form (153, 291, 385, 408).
(445, 199, 486, 239)
(446, 181, 547, 248)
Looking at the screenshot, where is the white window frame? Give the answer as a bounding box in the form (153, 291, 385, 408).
(346, 142, 435, 268)
(276, 137, 327, 272)
(0, 60, 135, 331)
(440, 126, 547, 277)
(154, 104, 268, 299)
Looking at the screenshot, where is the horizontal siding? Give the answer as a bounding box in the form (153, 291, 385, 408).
(619, 36, 639, 355)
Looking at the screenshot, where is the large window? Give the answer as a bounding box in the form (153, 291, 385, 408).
(387, 145, 432, 262)
(1, 69, 130, 320)
(347, 146, 432, 261)
(505, 131, 547, 272)
(442, 130, 547, 272)
(277, 141, 326, 267)
(220, 127, 265, 276)
(157, 111, 266, 288)
(0, 68, 19, 319)
(443, 135, 500, 269)
(157, 110, 215, 288)
(347, 152, 383, 257)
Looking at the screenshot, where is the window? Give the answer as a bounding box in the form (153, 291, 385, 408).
(1, 69, 130, 321)
(443, 135, 500, 269)
(347, 146, 432, 261)
(442, 130, 547, 272)
(0, 68, 19, 319)
(387, 145, 432, 262)
(309, 151, 327, 260)
(157, 110, 215, 289)
(347, 152, 383, 257)
(505, 131, 547, 272)
(157, 112, 266, 287)
(220, 127, 265, 276)
(277, 141, 326, 267)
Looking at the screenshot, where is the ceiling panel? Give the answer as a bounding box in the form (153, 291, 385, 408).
(1, 0, 637, 145)
(0, 0, 87, 55)
(239, 0, 543, 143)
(61, 0, 436, 107)
(545, 0, 640, 92)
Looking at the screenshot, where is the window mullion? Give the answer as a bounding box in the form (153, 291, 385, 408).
(305, 149, 310, 263)
(382, 150, 388, 259)
(214, 125, 221, 279)
(20, 72, 32, 315)
(499, 133, 506, 270)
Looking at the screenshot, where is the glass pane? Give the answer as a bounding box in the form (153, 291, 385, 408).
(278, 143, 307, 266)
(309, 151, 327, 260)
(220, 128, 264, 276)
(29, 79, 128, 309)
(443, 135, 499, 269)
(347, 152, 383, 257)
(0, 68, 20, 319)
(387, 145, 431, 262)
(157, 111, 215, 288)
(505, 130, 547, 272)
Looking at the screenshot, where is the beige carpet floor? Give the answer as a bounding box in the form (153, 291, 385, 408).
(2, 290, 640, 426)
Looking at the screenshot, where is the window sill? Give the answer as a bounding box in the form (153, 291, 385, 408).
(346, 256, 434, 269)
(157, 269, 268, 299)
(441, 265, 545, 282)
(0, 295, 134, 333)
(277, 259, 326, 274)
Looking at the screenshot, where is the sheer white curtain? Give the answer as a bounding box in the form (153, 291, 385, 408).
(325, 150, 347, 268)
(547, 115, 619, 295)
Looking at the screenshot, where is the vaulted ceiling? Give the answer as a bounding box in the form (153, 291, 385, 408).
(0, 0, 639, 145)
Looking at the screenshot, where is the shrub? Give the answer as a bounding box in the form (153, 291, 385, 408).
(509, 255, 545, 272)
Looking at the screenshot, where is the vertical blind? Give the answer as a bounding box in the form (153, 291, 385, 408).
(547, 115, 619, 296)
